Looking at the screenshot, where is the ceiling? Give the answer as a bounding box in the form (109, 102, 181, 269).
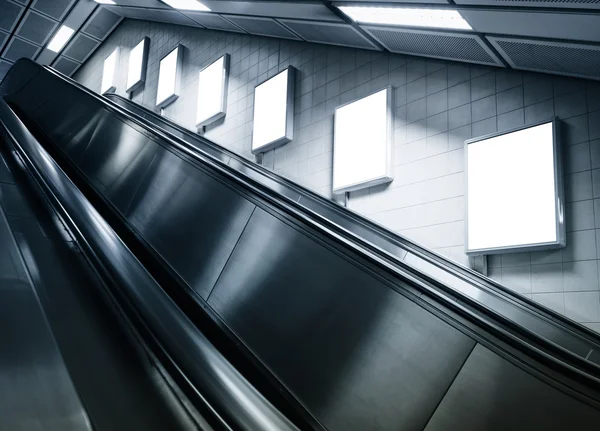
(1, 0, 600, 81)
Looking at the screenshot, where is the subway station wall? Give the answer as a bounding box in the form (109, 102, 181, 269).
(75, 19, 600, 330)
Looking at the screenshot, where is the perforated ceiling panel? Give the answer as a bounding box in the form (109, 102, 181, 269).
(106, 6, 197, 27)
(16, 10, 58, 46)
(454, 0, 600, 9)
(62, 33, 100, 63)
(82, 7, 123, 41)
(199, 1, 342, 21)
(2, 37, 41, 62)
(181, 12, 245, 32)
(0, 59, 12, 81)
(488, 36, 600, 80)
(0, 0, 24, 33)
(53, 56, 80, 77)
(32, 0, 77, 21)
(279, 20, 379, 50)
(224, 16, 301, 40)
(363, 26, 504, 66)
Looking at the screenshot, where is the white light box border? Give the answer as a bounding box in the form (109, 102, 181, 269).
(251, 67, 296, 154)
(465, 118, 565, 256)
(126, 36, 150, 93)
(333, 86, 394, 194)
(196, 54, 230, 128)
(156, 44, 184, 109)
(101, 47, 119, 95)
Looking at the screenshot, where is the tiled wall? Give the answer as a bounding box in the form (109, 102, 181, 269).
(74, 18, 600, 331)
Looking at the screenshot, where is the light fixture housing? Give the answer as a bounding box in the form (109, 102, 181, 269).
(93, 0, 116, 4)
(47, 25, 75, 53)
(126, 37, 150, 93)
(156, 45, 184, 109)
(337, 5, 472, 31)
(465, 119, 565, 255)
(196, 54, 230, 128)
(160, 0, 210, 11)
(101, 47, 120, 94)
(333, 87, 394, 194)
(251, 67, 296, 154)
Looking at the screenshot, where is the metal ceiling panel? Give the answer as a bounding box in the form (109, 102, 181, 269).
(15, 10, 59, 46)
(0, 30, 8, 51)
(181, 12, 247, 33)
(462, 10, 600, 43)
(198, 1, 342, 21)
(82, 7, 123, 41)
(280, 19, 380, 50)
(0, 59, 12, 81)
(455, 0, 600, 10)
(335, 0, 450, 3)
(106, 6, 198, 27)
(224, 16, 301, 40)
(53, 56, 80, 77)
(488, 36, 600, 81)
(364, 26, 504, 66)
(62, 33, 101, 63)
(2, 37, 42, 62)
(0, 0, 25, 33)
(32, 0, 77, 21)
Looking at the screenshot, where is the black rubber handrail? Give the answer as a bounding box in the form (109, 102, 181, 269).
(102, 92, 600, 348)
(0, 97, 300, 431)
(24, 62, 600, 389)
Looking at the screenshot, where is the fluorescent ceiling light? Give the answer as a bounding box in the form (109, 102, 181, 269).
(93, 0, 116, 4)
(101, 48, 119, 94)
(338, 6, 472, 31)
(47, 25, 75, 53)
(161, 0, 210, 11)
(196, 54, 230, 128)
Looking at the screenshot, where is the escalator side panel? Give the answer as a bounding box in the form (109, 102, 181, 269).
(126, 146, 256, 300)
(208, 206, 477, 431)
(425, 344, 600, 430)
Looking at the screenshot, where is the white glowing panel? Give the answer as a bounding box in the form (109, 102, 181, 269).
(251, 67, 296, 153)
(338, 6, 472, 30)
(196, 54, 230, 128)
(127, 37, 150, 93)
(466, 120, 565, 255)
(333, 87, 393, 194)
(101, 47, 119, 94)
(156, 45, 183, 109)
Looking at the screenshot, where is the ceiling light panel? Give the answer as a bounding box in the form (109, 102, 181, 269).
(94, 0, 116, 4)
(47, 25, 75, 53)
(338, 5, 472, 31)
(160, 0, 210, 11)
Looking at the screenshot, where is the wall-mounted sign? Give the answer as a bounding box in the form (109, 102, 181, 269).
(126, 37, 150, 93)
(196, 54, 230, 128)
(333, 87, 394, 194)
(101, 47, 119, 94)
(251, 67, 296, 153)
(466, 119, 565, 255)
(156, 44, 184, 109)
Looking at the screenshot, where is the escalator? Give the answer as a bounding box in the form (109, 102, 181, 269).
(3, 58, 600, 430)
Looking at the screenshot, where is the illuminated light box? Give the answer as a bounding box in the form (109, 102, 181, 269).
(101, 47, 120, 94)
(156, 45, 184, 109)
(196, 54, 230, 128)
(251, 67, 296, 154)
(126, 37, 150, 93)
(333, 87, 394, 194)
(466, 119, 565, 255)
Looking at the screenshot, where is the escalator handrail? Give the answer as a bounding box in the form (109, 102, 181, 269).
(22, 62, 600, 387)
(0, 97, 300, 431)
(101, 94, 600, 347)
